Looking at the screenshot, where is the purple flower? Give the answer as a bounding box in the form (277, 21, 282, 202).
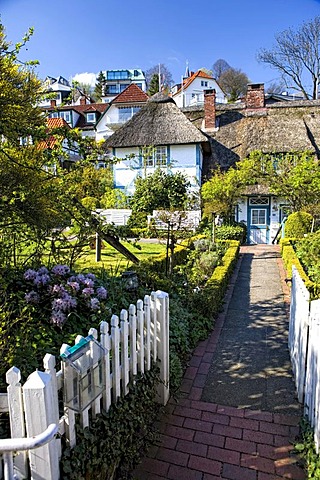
(76, 274, 86, 284)
(90, 298, 100, 311)
(67, 281, 80, 292)
(25, 291, 40, 304)
(24, 269, 37, 281)
(38, 266, 49, 275)
(51, 265, 70, 276)
(82, 287, 94, 297)
(86, 273, 96, 281)
(83, 278, 94, 288)
(50, 309, 67, 326)
(33, 274, 51, 286)
(96, 286, 107, 300)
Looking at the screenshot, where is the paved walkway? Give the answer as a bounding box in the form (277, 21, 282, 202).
(133, 245, 305, 480)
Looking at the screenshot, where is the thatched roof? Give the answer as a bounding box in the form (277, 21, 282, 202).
(184, 99, 320, 172)
(105, 93, 208, 148)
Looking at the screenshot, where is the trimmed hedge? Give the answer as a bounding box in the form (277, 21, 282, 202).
(280, 238, 320, 299)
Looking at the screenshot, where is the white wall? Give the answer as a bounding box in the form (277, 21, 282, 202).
(174, 78, 226, 108)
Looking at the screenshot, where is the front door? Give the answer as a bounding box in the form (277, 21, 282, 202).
(248, 196, 270, 244)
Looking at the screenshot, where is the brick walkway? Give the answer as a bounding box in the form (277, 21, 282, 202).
(133, 246, 305, 480)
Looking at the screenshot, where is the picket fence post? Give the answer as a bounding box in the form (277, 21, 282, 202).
(155, 290, 170, 405)
(100, 321, 112, 411)
(6, 367, 28, 479)
(22, 370, 60, 480)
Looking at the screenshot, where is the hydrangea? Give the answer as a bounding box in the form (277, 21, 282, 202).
(51, 309, 67, 326)
(34, 274, 51, 286)
(51, 265, 70, 276)
(67, 281, 80, 292)
(25, 291, 40, 304)
(82, 287, 94, 297)
(24, 269, 37, 281)
(83, 278, 94, 288)
(90, 298, 100, 311)
(96, 286, 107, 300)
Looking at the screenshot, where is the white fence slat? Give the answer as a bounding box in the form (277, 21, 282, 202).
(120, 310, 130, 395)
(100, 321, 112, 411)
(151, 292, 157, 361)
(60, 343, 76, 448)
(129, 304, 138, 376)
(111, 315, 121, 401)
(23, 371, 60, 480)
(137, 299, 145, 374)
(43, 354, 62, 459)
(156, 291, 170, 405)
(289, 267, 310, 402)
(309, 299, 320, 452)
(6, 367, 28, 479)
(144, 295, 151, 370)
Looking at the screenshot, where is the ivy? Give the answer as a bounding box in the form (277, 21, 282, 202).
(295, 418, 320, 479)
(60, 367, 162, 480)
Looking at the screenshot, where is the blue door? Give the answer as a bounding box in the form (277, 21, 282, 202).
(247, 196, 271, 244)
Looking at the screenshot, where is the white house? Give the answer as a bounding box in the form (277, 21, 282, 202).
(95, 84, 149, 141)
(101, 69, 147, 103)
(104, 93, 210, 195)
(171, 70, 226, 108)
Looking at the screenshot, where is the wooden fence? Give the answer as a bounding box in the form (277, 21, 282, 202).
(0, 290, 169, 480)
(289, 267, 320, 451)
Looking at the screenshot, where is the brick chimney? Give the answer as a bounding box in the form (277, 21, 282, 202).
(80, 96, 86, 105)
(246, 83, 265, 109)
(204, 89, 216, 130)
(50, 99, 56, 107)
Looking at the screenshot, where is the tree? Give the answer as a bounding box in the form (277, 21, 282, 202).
(131, 168, 190, 215)
(212, 59, 231, 80)
(147, 73, 160, 96)
(93, 71, 106, 102)
(257, 16, 320, 99)
(265, 81, 286, 94)
(218, 68, 250, 102)
(145, 64, 174, 91)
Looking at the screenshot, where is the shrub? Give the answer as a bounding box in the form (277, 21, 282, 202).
(284, 211, 313, 238)
(295, 231, 320, 284)
(216, 224, 247, 244)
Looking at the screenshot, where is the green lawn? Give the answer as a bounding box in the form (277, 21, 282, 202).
(74, 239, 166, 273)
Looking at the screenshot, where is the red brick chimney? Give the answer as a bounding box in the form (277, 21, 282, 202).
(204, 89, 216, 130)
(80, 96, 86, 105)
(50, 99, 56, 107)
(246, 83, 265, 109)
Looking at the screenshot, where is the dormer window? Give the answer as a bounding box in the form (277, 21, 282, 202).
(86, 112, 96, 123)
(60, 111, 71, 123)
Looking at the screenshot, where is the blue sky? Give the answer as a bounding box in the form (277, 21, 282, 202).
(1, 0, 320, 89)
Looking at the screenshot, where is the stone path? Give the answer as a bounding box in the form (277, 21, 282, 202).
(133, 246, 305, 480)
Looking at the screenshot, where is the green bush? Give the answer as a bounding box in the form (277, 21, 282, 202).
(280, 238, 320, 299)
(216, 224, 247, 244)
(295, 231, 320, 284)
(284, 211, 313, 238)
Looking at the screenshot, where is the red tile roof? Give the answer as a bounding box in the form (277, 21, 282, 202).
(173, 70, 215, 96)
(38, 117, 70, 149)
(112, 83, 149, 104)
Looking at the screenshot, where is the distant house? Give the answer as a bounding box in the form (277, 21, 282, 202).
(171, 70, 226, 108)
(105, 93, 209, 194)
(44, 98, 109, 138)
(101, 69, 147, 103)
(39, 76, 72, 108)
(184, 83, 320, 244)
(95, 84, 149, 140)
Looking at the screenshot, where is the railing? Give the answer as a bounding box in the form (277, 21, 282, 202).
(0, 424, 58, 480)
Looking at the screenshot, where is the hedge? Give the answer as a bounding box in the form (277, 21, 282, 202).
(280, 238, 320, 299)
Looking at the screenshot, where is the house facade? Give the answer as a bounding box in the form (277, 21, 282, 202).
(186, 84, 320, 244)
(105, 93, 209, 195)
(171, 70, 226, 108)
(101, 69, 147, 103)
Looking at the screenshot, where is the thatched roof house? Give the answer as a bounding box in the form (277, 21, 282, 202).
(105, 92, 208, 148)
(184, 84, 320, 175)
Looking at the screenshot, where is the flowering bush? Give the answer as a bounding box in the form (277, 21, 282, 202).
(23, 265, 108, 327)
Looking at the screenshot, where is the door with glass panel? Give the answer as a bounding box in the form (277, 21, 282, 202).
(248, 196, 270, 244)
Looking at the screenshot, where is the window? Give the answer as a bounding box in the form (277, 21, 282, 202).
(140, 146, 168, 167)
(155, 146, 167, 166)
(249, 196, 269, 205)
(86, 112, 96, 123)
(120, 84, 130, 92)
(201, 81, 208, 87)
(118, 106, 141, 122)
(60, 111, 71, 123)
(251, 209, 267, 225)
(107, 85, 118, 94)
(107, 70, 129, 80)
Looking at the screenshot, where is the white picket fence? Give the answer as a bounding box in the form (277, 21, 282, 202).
(0, 290, 169, 480)
(289, 267, 320, 451)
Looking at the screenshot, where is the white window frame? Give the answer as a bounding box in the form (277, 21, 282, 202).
(86, 112, 96, 123)
(251, 208, 267, 226)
